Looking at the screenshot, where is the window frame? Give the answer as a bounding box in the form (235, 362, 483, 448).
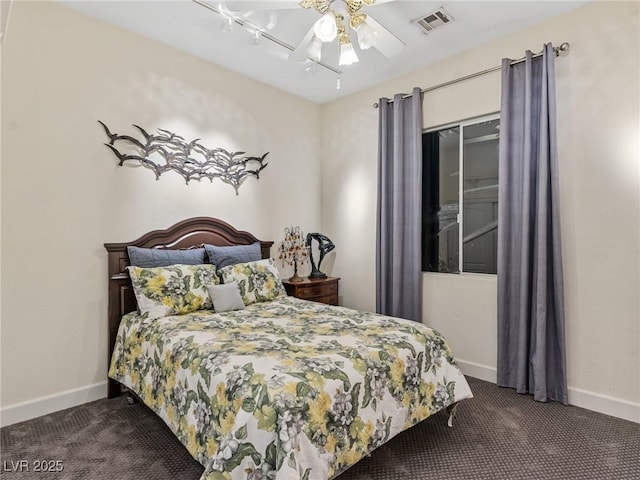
(423, 112, 500, 276)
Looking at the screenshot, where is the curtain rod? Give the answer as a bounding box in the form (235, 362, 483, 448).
(373, 42, 570, 108)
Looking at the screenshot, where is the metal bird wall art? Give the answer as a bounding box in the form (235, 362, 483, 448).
(99, 121, 269, 194)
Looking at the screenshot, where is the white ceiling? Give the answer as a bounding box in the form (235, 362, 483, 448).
(60, 1, 591, 103)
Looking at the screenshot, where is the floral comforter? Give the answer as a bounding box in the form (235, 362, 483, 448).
(109, 296, 473, 480)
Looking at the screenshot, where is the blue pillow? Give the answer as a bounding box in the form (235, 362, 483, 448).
(204, 242, 262, 269)
(127, 246, 206, 268)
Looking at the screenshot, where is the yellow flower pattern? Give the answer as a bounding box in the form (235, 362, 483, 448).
(218, 259, 286, 306)
(109, 296, 472, 480)
(127, 264, 219, 319)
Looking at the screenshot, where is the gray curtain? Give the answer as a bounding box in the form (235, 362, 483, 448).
(376, 87, 423, 321)
(497, 44, 568, 404)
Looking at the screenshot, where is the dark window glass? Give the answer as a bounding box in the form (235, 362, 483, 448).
(422, 117, 499, 274)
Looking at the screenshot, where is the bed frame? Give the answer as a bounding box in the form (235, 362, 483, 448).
(104, 216, 273, 398)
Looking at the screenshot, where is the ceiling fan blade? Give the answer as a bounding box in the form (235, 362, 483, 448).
(224, 0, 397, 12)
(365, 15, 405, 57)
(288, 26, 316, 62)
(224, 0, 302, 11)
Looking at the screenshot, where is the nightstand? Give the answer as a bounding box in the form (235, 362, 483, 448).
(282, 277, 340, 305)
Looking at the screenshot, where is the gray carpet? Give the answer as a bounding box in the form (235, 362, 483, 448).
(1, 377, 638, 479)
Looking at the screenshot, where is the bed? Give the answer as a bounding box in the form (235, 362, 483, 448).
(105, 217, 473, 480)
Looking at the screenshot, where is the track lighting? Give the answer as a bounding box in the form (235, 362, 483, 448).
(306, 36, 322, 62)
(220, 16, 234, 33)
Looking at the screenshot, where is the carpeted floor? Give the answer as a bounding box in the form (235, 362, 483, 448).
(1, 377, 638, 479)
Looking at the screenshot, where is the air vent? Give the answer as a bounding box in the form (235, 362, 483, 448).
(413, 8, 454, 35)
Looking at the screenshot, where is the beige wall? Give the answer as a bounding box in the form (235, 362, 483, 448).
(321, 0, 640, 413)
(0, 21, 3, 411)
(1, 0, 638, 421)
(1, 1, 321, 407)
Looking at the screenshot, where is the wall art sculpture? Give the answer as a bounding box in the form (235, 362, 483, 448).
(99, 121, 269, 194)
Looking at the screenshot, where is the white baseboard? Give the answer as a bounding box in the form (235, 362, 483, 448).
(567, 386, 640, 423)
(456, 358, 639, 423)
(0, 381, 107, 427)
(456, 358, 497, 383)
(2, 364, 638, 427)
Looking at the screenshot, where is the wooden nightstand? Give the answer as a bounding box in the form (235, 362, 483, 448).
(282, 277, 340, 305)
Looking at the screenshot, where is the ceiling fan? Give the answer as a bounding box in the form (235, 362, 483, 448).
(222, 0, 405, 67)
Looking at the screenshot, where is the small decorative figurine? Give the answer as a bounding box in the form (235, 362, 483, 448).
(306, 233, 335, 279)
(278, 226, 309, 283)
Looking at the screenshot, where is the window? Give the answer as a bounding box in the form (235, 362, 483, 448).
(422, 115, 500, 274)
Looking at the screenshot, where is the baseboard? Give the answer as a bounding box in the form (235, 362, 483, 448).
(0, 381, 107, 427)
(456, 358, 639, 423)
(2, 365, 638, 427)
(456, 358, 497, 383)
(567, 387, 640, 423)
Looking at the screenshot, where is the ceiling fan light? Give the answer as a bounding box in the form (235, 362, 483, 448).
(313, 12, 337, 42)
(356, 21, 378, 50)
(339, 40, 359, 66)
(306, 36, 322, 62)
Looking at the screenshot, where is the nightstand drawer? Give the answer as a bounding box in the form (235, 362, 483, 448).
(313, 294, 338, 305)
(297, 282, 337, 298)
(282, 277, 340, 306)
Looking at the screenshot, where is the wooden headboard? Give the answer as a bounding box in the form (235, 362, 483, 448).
(104, 216, 273, 398)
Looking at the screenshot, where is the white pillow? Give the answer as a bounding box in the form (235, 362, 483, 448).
(207, 282, 245, 312)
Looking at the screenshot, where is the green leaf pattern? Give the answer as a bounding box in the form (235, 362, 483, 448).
(128, 264, 219, 319)
(109, 296, 472, 480)
(218, 259, 287, 306)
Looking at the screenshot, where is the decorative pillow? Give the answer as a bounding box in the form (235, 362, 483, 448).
(204, 242, 262, 269)
(218, 258, 286, 305)
(127, 246, 206, 268)
(206, 282, 245, 313)
(127, 264, 218, 319)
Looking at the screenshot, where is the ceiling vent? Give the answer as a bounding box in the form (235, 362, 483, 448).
(413, 8, 454, 35)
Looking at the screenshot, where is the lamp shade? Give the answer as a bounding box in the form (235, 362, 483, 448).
(313, 12, 337, 42)
(339, 40, 359, 66)
(356, 21, 378, 50)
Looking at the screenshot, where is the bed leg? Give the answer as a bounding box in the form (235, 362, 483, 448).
(126, 391, 136, 405)
(107, 379, 121, 399)
(447, 403, 458, 428)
